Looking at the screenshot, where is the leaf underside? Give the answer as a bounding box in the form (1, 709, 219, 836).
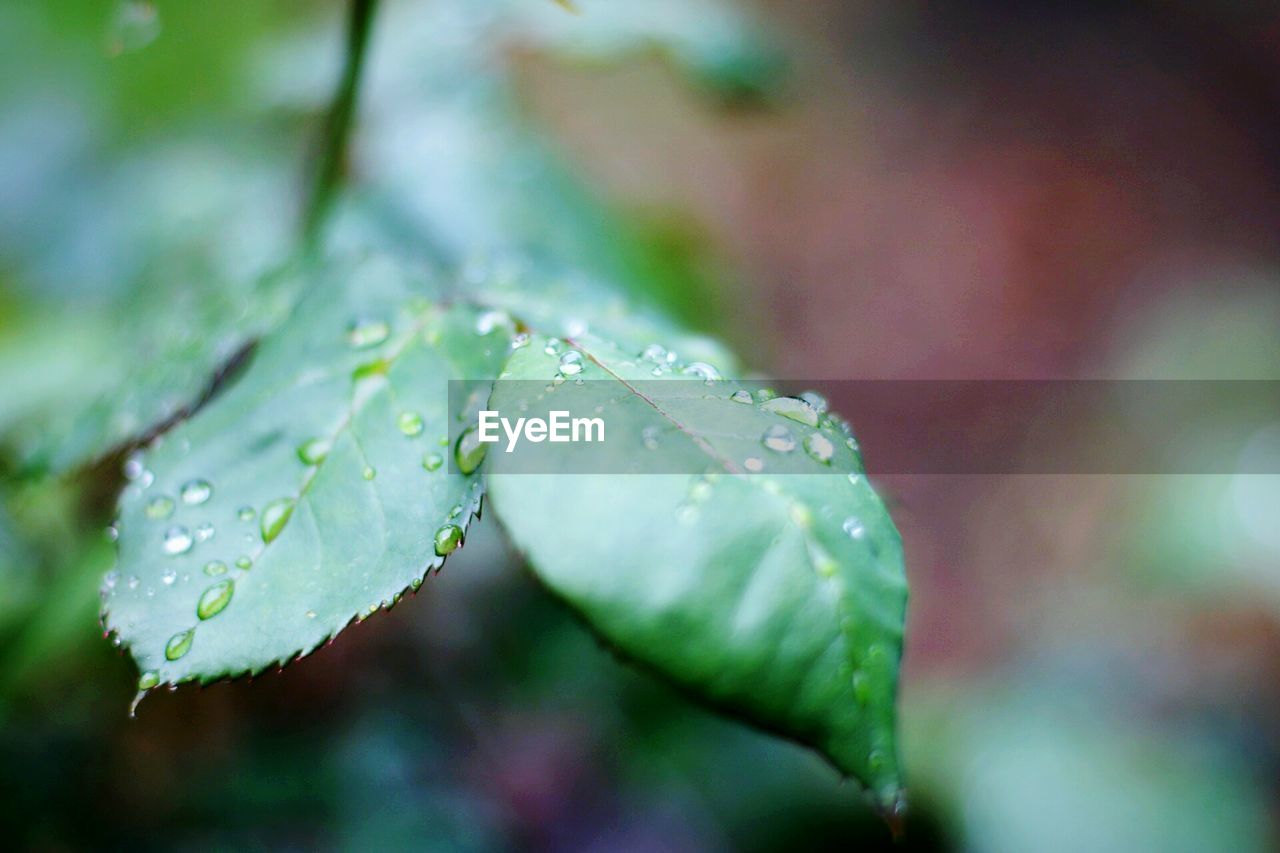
(486, 335, 908, 807)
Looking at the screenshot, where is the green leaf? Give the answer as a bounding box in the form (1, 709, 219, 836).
(103, 257, 509, 688)
(485, 334, 908, 808)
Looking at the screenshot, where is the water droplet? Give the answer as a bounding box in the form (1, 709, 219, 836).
(843, 518, 866, 539)
(423, 452, 444, 472)
(194, 522, 215, 542)
(260, 498, 295, 543)
(558, 350, 584, 376)
(306, 609, 317, 619)
(104, 570, 121, 591)
(799, 391, 828, 414)
(137, 670, 160, 691)
(204, 560, 227, 577)
(237, 506, 256, 522)
(744, 457, 764, 473)
(804, 432, 835, 464)
(760, 396, 819, 426)
(543, 338, 563, 356)
(123, 452, 146, 481)
(362, 466, 377, 480)
(512, 332, 531, 349)
(161, 568, 177, 586)
(235, 556, 253, 570)
(297, 438, 331, 465)
(164, 628, 194, 660)
(642, 426, 660, 450)
(145, 496, 175, 520)
(762, 424, 796, 453)
(398, 411, 425, 437)
(755, 388, 776, 402)
(105, 524, 120, 543)
(197, 579, 234, 620)
(731, 389, 753, 404)
(127, 575, 140, 590)
(847, 473, 862, 487)
(455, 427, 486, 475)
(179, 479, 212, 505)
(348, 319, 390, 348)
(640, 344, 672, 364)
(162, 526, 193, 556)
(434, 524, 463, 556)
(681, 362, 720, 384)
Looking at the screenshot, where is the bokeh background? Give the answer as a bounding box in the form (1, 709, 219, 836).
(4, 0, 1280, 849)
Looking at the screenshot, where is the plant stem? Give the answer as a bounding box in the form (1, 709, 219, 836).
(301, 0, 380, 248)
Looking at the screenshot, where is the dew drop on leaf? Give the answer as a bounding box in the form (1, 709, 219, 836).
(762, 424, 796, 453)
(161, 569, 176, 586)
(455, 427, 486, 475)
(799, 391, 828, 414)
(162, 526, 193, 555)
(744, 457, 764, 473)
(558, 351, 584, 376)
(237, 506, 256, 522)
(235, 556, 253, 570)
(179, 479, 212, 505)
(397, 411, 425, 437)
(164, 628, 194, 661)
(760, 396, 819, 426)
(423, 452, 444, 472)
(730, 389, 753, 404)
(843, 517, 866, 539)
(260, 498, 296, 544)
(297, 438, 331, 465)
(137, 670, 159, 691)
(804, 432, 835, 464)
(145, 496, 174, 520)
(194, 523, 215, 542)
(362, 466, 377, 480)
(681, 362, 720, 384)
(434, 524, 463, 556)
(196, 579, 234, 620)
(203, 560, 227, 577)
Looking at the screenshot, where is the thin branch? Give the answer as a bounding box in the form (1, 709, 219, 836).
(301, 0, 380, 248)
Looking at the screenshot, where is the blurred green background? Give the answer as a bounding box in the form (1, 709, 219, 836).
(4, 0, 1280, 849)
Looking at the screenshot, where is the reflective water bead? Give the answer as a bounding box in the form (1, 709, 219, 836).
(423, 452, 444, 472)
(434, 524, 463, 556)
(762, 424, 796, 453)
(203, 560, 227, 577)
(731, 389, 753, 404)
(803, 432, 835, 464)
(760, 396, 819, 426)
(297, 438, 331, 465)
(179, 479, 212, 505)
(164, 628, 194, 661)
(145, 496, 175, 520)
(455, 427, 486, 475)
(558, 351, 584, 376)
(162, 526, 193, 556)
(398, 411, 425, 437)
(196, 579, 234, 620)
(260, 498, 295, 543)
